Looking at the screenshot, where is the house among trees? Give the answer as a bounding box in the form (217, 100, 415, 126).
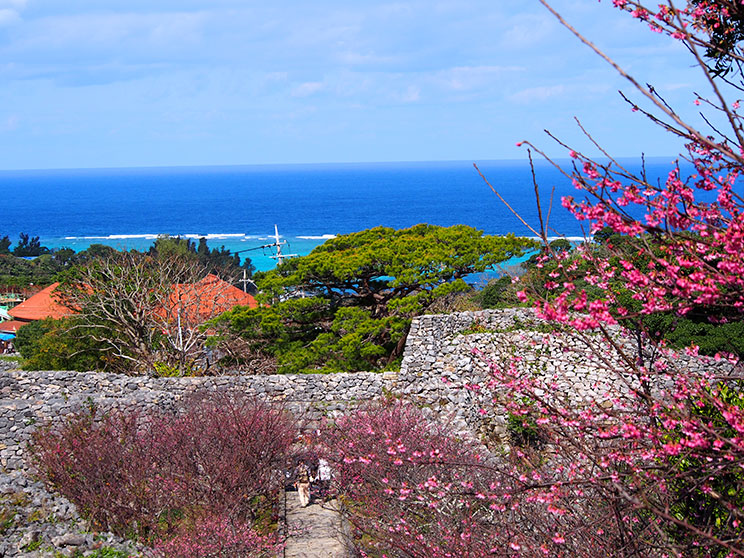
(1, 275, 257, 336)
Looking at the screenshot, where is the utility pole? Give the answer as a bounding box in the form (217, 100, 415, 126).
(267, 224, 297, 265)
(240, 269, 249, 293)
(230, 225, 299, 277)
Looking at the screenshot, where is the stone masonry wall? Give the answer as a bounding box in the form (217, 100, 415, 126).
(0, 370, 398, 471)
(4, 307, 729, 473)
(0, 358, 21, 373)
(0, 309, 539, 476)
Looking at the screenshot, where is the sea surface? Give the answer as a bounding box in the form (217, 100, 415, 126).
(1, 158, 683, 271)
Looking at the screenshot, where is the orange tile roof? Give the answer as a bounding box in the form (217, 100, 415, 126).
(8, 283, 73, 321)
(0, 320, 29, 333)
(7, 275, 255, 326)
(159, 274, 257, 325)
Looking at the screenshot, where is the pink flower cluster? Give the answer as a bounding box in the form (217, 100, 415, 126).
(539, 142, 744, 329)
(606, 0, 744, 46)
(320, 401, 528, 556)
(483, 334, 744, 555)
(487, 1, 744, 554)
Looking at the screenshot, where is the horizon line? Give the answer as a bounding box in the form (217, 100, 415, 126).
(0, 155, 682, 174)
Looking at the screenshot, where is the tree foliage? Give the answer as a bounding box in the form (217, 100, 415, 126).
(0, 254, 62, 288)
(11, 233, 50, 257)
(269, 224, 533, 315)
(15, 318, 110, 371)
(213, 225, 536, 373)
(477, 275, 522, 308)
(0, 236, 253, 291)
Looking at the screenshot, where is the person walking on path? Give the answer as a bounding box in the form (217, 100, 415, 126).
(296, 463, 311, 507)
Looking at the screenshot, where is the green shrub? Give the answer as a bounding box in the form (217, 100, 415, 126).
(15, 318, 109, 371)
(506, 411, 542, 447)
(477, 276, 520, 309)
(643, 313, 744, 358)
(87, 547, 133, 558)
(0, 505, 15, 535)
(666, 382, 744, 554)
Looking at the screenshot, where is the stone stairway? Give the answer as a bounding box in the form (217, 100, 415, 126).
(283, 491, 350, 558)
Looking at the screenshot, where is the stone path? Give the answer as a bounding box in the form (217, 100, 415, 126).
(284, 491, 350, 558)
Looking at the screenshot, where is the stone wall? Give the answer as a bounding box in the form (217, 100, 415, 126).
(0, 370, 399, 471)
(1, 307, 732, 472)
(0, 308, 538, 474)
(399, 308, 731, 441)
(0, 357, 21, 373)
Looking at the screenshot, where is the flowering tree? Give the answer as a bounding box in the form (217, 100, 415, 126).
(320, 401, 519, 557)
(29, 391, 296, 552)
(481, 0, 744, 555)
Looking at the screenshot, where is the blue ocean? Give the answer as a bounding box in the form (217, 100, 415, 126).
(1, 158, 680, 271)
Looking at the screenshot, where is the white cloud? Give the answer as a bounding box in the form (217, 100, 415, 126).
(0, 0, 705, 168)
(0, 8, 19, 25)
(441, 65, 522, 91)
(0, 0, 26, 26)
(292, 81, 324, 97)
(510, 84, 566, 104)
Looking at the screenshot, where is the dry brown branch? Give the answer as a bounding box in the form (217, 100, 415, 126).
(60, 253, 241, 375)
(537, 0, 744, 165)
(473, 163, 542, 238)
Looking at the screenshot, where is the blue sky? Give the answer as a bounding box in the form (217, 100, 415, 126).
(0, 0, 707, 169)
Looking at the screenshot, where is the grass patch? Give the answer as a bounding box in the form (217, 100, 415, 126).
(0, 355, 22, 362)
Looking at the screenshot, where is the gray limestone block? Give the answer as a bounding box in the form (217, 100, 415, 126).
(54, 533, 91, 547)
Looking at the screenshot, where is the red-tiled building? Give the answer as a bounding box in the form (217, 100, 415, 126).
(2, 283, 73, 333)
(0, 276, 256, 334)
(0, 320, 30, 334)
(161, 274, 258, 324)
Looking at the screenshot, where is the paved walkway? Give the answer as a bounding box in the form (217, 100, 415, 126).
(284, 491, 350, 558)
